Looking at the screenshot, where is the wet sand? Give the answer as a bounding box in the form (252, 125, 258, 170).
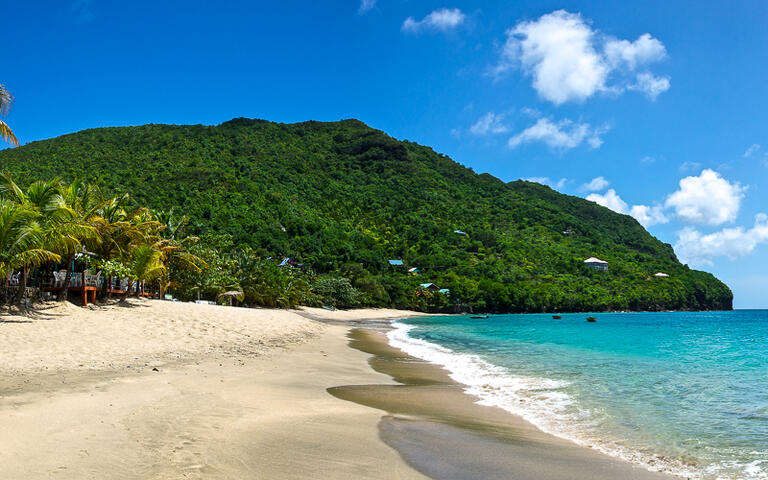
(330, 329, 677, 480)
(0, 301, 679, 479)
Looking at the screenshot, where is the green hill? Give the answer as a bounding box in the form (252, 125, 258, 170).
(0, 118, 732, 312)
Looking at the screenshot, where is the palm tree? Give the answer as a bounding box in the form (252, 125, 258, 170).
(94, 199, 160, 260)
(0, 200, 59, 306)
(153, 208, 205, 297)
(91, 195, 159, 299)
(54, 180, 102, 301)
(123, 243, 165, 300)
(0, 174, 98, 303)
(91, 194, 131, 262)
(0, 84, 19, 147)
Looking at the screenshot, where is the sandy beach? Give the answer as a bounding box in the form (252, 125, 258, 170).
(0, 300, 674, 479)
(0, 300, 432, 479)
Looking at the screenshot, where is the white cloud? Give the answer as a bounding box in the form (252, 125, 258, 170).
(496, 10, 669, 104)
(359, 0, 376, 13)
(640, 155, 656, 164)
(524, 177, 567, 190)
(587, 189, 628, 214)
(584, 170, 748, 233)
(499, 10, 606, 104)
(630, 204, 669, 228)
(744, 143, 761, 158)
(581, 176, 610, 191)
(587, 189, 668, 228)
(402, 8, 465, 33)
(508, 117, 609, 150)
(604, 33, 666, 70)
(469, 112, 509, 135)
(629, 72, 670, 100)
(665, 169, 746, 226)
(674, 214, 768, 266)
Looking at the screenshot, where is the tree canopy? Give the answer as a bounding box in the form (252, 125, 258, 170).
(0, 118, 733, 312)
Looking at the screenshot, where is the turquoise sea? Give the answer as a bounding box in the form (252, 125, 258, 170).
(389, 311, 768, 479)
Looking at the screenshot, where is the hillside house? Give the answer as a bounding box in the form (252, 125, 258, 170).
(584, 257, 609, 271)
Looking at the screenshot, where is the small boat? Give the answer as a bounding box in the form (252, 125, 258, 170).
(586, 317, 597, 322)
(552, 315, 562, 319)
(470, 315, 489, 319)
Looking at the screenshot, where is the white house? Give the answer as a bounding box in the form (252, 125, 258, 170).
(584, 257, 609, 271)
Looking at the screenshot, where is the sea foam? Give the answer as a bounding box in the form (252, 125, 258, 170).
(387, 320, 712, 479)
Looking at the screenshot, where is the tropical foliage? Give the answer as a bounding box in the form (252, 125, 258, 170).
(0, 175, 206, 307)
(0, 118, 733, 312)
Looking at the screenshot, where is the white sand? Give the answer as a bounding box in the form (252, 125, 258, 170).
(0, 299, 323, 374)
(0, 300, 428, 479)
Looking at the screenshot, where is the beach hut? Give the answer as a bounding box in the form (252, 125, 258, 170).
(438, 288, 450, 295)
(217, 290, 245, 306)
(408, 267, 420, 275)
(654, 272, 670, 278)
(584, 257, 609, 271)
(388, 259, 404, 266)
(453, 230, 468, 236)
(419, 283, 440, 291)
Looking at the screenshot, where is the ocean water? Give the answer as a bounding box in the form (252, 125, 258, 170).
(388, 311, 768, 480)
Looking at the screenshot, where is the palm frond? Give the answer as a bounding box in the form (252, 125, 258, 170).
(0, 120, 18, 147)
(0, 171, 26, 203)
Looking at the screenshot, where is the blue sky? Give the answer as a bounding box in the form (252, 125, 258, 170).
(3, 1, 768, 307)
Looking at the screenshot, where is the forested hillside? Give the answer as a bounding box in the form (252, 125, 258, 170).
(0, 118, 733, 312)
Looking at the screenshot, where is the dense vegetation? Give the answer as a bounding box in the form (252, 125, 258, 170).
(0, 118, 733, 312)
(0, 175, 203, 307)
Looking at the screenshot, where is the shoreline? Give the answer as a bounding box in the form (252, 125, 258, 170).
(332, 326, 678, 480)
(0, 301, 680, 479)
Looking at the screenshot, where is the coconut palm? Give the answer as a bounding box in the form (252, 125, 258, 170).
(0, 174, 100, 302)
(91, 195, 137, 299)
(152, 208, 205, 297)
(91, 196, 155, 289)
(0, 171, 207, 308)
(91, 194, 132, 262)
(48, 180, 102, 300)
(0, 84, 18, 147)
(121, 243, 165, 300)
(0, 200, 59, 306)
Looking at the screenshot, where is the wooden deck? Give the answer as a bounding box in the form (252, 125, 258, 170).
(33, 272, 161, 306)
(43, 285, 100, 306)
